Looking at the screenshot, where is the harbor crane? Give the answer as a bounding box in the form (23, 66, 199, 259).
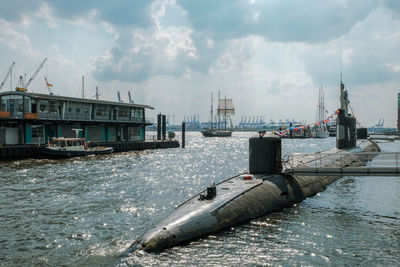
(44, 76, 53, 95)
(16, 58, 47, 92)
(0, 62, 15, 91)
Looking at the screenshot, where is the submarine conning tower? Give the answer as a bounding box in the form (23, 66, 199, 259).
(249, 134, 282, 174)
(336, 82, 357, 149)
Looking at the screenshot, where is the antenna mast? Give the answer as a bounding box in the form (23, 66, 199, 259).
(210, 92, 213, 130)
(82, 75, 85, 98)
(128, 91, 133, 103)
(95, 86, 99, 100)
(340, 41, 344, 109)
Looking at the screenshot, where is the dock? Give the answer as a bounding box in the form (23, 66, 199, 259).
(0, 90, 180, 160)
(0, 140, 179, 160)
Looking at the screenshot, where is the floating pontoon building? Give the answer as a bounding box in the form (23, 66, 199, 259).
(0, 90, 178, 159)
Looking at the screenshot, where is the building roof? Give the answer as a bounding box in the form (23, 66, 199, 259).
(0, 90, 154, 109)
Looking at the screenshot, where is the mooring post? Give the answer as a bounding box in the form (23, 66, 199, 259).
(162, 114, 166, 141)
(157, 114, 161, 140)
(182, 122, 186, 148)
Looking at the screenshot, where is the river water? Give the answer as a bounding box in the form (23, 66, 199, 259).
(0, 132, 399, 266)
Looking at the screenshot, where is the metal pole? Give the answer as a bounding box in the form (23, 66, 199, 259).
(82, 75, 85, 98)
(162, 114, 166, 140)
(182, 122, 185, 148)
(157, 114, 161, 140)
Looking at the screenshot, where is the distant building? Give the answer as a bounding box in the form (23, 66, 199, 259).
(0, 91, 153, 145)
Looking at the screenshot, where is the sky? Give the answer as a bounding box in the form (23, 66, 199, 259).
(0, 0, 399, 127)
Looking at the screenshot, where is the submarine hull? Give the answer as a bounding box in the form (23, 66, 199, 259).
(132, 139, 379, 253)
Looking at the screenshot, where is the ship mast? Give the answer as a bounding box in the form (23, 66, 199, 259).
(224, 95, 227, 130)
(218, 91, 221, 130)
(340, 41, 344, 109)
(210, 92, 213, 130)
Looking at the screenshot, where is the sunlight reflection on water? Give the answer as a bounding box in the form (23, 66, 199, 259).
(0, 132, 399, 266)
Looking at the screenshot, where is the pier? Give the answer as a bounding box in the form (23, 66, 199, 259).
(0, 140, 179, 160)
(283, 151, 400, 176)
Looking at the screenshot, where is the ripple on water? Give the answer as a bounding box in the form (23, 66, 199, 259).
(1, 133, 399, 266)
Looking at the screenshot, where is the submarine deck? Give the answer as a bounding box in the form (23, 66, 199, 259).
(152, 139, 378, 231)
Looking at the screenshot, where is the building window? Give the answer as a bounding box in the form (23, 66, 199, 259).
(68, 107, 72, 112)
(118, 107, 129, 118)
(84, 108, 89, 113)
(0, 95, 25, 113)
(131, 108, 144, 119)
(128, 126, 141, 141)
(39, 101, 48, 112)
(0, 100, 5, 111)
(31, 125, 44, 139)
(95, 105, 108, 116)
(48, 101, 58, 113)
(76, 108, 80, 113)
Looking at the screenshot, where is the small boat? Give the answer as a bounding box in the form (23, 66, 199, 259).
(312, 124, 329, 138)
(328, 123, 337, 137)
(201, 129, 232, 137)
(34, 137, 113, 159)
(202, 91, 234, 137)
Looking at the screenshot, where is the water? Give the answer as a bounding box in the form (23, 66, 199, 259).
(0, 132, 399, 266)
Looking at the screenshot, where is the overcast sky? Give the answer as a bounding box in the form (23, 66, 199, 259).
(0, 0, 399, 127)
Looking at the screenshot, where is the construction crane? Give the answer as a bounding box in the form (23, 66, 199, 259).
(0, 62, 15, 91)
(44, 76, 53, 95)
(16, 58, 47, 92)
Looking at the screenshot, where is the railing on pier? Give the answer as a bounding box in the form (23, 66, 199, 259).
(369, 130, 399, 136)
(283, 152, 400, 176)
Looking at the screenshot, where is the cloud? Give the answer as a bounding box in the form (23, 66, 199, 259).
(35, 2, 58, 28)
(177, 0, 377, 42)
(0, 0, 152, 28)
(46, 0, 152, 28)
(0, 0, 398, 126)
(92, 24, 197, 82)
(0, 0, 41, 22)
(302, 6, 400, 86)
(0, 19, 40, 57)
(384, 0, 400, 12)
(92, 1, 198, 82)
(91, 0, 382, 83)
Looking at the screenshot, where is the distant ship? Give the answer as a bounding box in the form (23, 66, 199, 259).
(201, 92, 234, 137)
(312, 85, 329, 138)
(373, 118, 385, 128)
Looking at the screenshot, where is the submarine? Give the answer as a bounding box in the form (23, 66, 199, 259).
(127, 137, 379, 253)
(126, 83, 380, 253)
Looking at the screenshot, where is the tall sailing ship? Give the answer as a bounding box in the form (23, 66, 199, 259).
(312, 85, 329, 138)
(201, 92, 235, 137)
